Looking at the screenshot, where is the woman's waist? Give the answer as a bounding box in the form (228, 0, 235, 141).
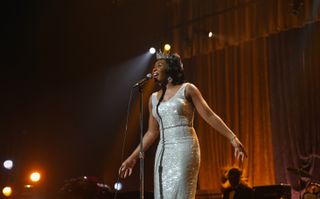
(157, 116, 193, 129)
(160, 123, 193, 130)
(159, 126, 198, 143)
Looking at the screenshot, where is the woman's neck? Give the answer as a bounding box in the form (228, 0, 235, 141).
(158, 81, 182, 90)
(166, 82, 175, 89)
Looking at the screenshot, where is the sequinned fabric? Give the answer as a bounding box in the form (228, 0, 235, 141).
(152, 83, 200, 199)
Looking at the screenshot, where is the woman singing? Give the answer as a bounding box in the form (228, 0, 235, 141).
(119, 51, 247, 199)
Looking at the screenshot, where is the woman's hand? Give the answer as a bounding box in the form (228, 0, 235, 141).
(230, 137, 247, 162)
(119, 157, 137, 178)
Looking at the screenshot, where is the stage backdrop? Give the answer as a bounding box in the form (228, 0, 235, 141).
(170, 0, 320, 193)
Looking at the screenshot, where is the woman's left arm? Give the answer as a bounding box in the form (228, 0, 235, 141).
(186, 83, 247, 161)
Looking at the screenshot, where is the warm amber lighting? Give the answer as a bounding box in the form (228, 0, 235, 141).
(164, 44, 171, 52)
(2, 186, 12, 197)
(30, 172, 41, 182)
(24, 184, 33, 189)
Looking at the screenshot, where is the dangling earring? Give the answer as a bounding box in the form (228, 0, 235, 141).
(167, 76, 173, 83)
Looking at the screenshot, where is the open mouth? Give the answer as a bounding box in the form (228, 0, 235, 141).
(153, 72, 159, 79)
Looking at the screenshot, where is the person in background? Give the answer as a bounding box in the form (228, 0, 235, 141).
(222, 167, 253, 199)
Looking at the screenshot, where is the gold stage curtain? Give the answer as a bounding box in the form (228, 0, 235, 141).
(170, 0, 320, 192)
(171, 0, 320, 57)
(184, 38, 275, 190)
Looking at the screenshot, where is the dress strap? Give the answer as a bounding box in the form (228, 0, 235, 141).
(178, 82, 189, 99)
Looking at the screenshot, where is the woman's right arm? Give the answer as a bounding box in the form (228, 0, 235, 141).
(119, 95, 160, 178)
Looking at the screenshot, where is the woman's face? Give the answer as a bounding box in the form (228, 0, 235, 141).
(152, 59, 168, 83)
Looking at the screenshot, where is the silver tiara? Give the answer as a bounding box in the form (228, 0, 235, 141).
(156, 50, 172, 60)
(156, 50, 184, 69)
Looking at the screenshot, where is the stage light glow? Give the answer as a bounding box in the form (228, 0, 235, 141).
(3, 160, 13, 170)
(208, 32, 216, 38)
(149, 47, 156, 54)
(24, 185, 33, 189)
(164, 44, 171, 51)
(114, 182, 123, 191)
(208, 32, 213, 38)
(30, 172, 41, 182)
(2, 186, 12, 197)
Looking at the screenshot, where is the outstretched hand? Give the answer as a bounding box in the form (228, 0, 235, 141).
(231, 137, 247, 162)
(119, 158, 137, 178)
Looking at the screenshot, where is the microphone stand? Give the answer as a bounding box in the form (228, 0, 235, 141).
(138, 84, 145, 199)
(133, 75, 150, 199)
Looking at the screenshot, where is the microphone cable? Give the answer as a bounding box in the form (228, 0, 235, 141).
(113, 87, 134, 199)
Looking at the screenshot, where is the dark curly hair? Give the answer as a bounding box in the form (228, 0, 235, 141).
(158, 53, 185, 85)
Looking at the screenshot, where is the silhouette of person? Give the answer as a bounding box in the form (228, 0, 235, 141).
(222, 167, 253, 199)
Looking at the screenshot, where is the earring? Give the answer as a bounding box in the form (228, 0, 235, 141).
(167, 76, 173, 83)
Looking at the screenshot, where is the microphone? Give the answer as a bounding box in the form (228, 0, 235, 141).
(133, 73, 152, 88)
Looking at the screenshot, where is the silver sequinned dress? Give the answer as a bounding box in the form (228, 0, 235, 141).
(151, 83, 200, 199)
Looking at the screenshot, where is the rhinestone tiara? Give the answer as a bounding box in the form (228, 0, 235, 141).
(156, 50, 173, 60)
(156, 50, 184, 69)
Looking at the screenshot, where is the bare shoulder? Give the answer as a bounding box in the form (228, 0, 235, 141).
(155, 89, 164, 99)
(185, 82, 198, 90)
(185, 83, 200, 96)
(149, 90, 161, 104)
(185, 83, 202, 102)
